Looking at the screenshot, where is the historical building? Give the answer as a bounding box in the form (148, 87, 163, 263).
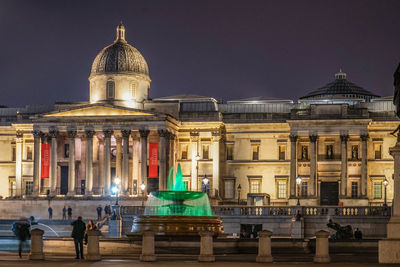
(0, 23, 397, 206)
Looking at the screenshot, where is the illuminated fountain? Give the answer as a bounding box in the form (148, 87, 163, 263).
(131, 164, 223, 236)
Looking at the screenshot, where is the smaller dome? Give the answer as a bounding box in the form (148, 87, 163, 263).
(90, 23, 149, 78)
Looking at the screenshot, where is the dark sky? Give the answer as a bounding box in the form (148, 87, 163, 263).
(1, 0, 400, 107)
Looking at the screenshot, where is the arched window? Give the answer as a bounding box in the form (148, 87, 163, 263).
(106, 81, 115, 100)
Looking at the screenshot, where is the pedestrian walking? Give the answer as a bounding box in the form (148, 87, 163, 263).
(71, 216, 86, 259)
(12, 218, 30, 258)
(62, 206, 67, 220)
(96, 205, 102, 220)
(48, 206, 53, 220)
(67, 206, 72, 220)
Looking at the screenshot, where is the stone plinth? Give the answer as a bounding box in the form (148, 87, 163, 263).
(108, 219, 122, 238)
(313, 230, 330, 263)
(140, 230, 156, 262)
(29, 228, 44, 260)
(198, 231, 215, 262)
(86, 229, 101, 261)
(256, 230, 273, 263)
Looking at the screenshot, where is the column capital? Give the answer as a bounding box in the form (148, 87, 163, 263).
(67, 130, 77, 139)
(139, 129, 150, 138)
(289, 134, 298, 142)
(361, 134, 369, 141)
(16, 130, 24, 139)
(309, 135, 318, 143)
(85, 130, 95, 139)
(121, 129, 131, 138)
(49, 128, 59, 138)
(32, 130, 42, 138)
(103, 129, 113, 138)
(190, 131, 199, 141)
(167, 132, 176, 140)
(157, 129, 168, 138)
(340, 134, 349, 142)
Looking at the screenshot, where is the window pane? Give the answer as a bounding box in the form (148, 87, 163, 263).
(373, 181, 382, 199)
(25, 181, 33, 195)
(278, 181, 287, 199)
(252, 146, 259, 160)
(227, 145, 233, 160)
(301, 181, 308, 197)
(351, 181, 358, 198)
(250, 180, 260, 193)
(224, 180, 234, 199)
(279, 145, 285, 160)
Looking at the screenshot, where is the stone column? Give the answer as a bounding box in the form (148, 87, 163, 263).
(32, 130, 41, 196)
(158, 130, 168, 191)
(121, 129, 131, 194)
(29, 228, 44, 260)
(49, 128, 58, 195)
(361, 134, 369, 197)
(379, 135, 400, 263)
(309, 135, 317, 197)
(168, 132, 176, 170)
(140, 230, 156, 262)
(289, 134, 298, 198)
(15, 131, 23, 196)
(103, 129, 113, 195)
(85, 130, 95, 195)
(115, 134, 122, 181)
(97, 135, 105, 195)
(132, 135, 140, 195)
(191, 132, 199, 191)
(139, 129, 149, 193)
(340, 134, 349, 197)
(212, 131, 220, 198)
(313, 230, 330, 263)
(86, 229, 101, 260)
(256, 230, 273, 263)
(67, 130, 76, 196)
(198, 231, 215, 262)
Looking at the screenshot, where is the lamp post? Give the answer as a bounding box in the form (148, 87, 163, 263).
(112, 177, 121, 205)
(383, 178, 389, 207)
(140, 182, 146, 207)
(296, 176, 302, 206)
(202, 175, 209, 195)
(237, 184, 241, 205)
(195, 154, 200, 191)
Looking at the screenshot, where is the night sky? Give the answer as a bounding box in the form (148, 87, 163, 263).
(1, 0, 400, 107)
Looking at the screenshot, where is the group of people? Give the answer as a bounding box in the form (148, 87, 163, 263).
(71, 217, 98, 259)
(47, 205, 112, 221)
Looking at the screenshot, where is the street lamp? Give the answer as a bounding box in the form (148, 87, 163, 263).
(140, 182, 146, 207)
(202, 175, 209, 194)
(112, 177, 121, 205)
(237, 184, 241, 205)
(383, 178, 389, 207)
(296, 176, 302, 206)
(195, 154, 200, 191)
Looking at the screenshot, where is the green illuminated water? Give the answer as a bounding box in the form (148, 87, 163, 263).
(144, 164, 213, 217)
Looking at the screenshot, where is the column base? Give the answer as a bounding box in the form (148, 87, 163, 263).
(313, 255, 330, 263)
(256, 256, 273, 263)
(140, 254, 156, 262)
(198, 255, 215, 262)
(379, 239, 400, 263)
(66, 191, 75, 197)
(86, 254, 101, 261)
(85, 191, 93, 197)
(29, 252, 45, 260)
(387, 216, 400, 239)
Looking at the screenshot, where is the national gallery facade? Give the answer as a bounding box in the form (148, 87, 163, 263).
(0, 23, 397, 206)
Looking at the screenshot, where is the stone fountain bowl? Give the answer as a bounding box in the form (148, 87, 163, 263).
(151, 191, 205, 201)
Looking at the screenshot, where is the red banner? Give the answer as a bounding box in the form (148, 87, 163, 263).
(41, 144, 50, 178)
(148, 142, 158, 178)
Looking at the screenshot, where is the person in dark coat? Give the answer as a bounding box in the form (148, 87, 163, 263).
(67, 206, 72, 220)
(96, 205, 102, 220)
(354, 228, 363, 240)
(62, 206, 67, 220)
(48, 207, 53, 220)
(71, 216, 86, 259)
(12, 218, 30, 258)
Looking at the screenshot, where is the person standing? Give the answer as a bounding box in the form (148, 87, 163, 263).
(67, 206, 72, 220)
(96, 205, 102, 220)
(62, 206, 67, 220)
(71, 216, 86, 259)
(104, 205, 110, 216)
(84, 219, 97, 245)
(12, 218, 30, 258)
(48, 207, 53, 220)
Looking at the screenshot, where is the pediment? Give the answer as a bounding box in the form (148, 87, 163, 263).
(44, 105, 154, 117)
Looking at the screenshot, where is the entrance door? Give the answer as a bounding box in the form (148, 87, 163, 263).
(320, 182, 339, 205)
(60, 166, 68, 195)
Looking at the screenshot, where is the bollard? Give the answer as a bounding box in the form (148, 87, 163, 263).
(198, 231, 215, 262)
(140, 230, 156, 262)
(313, 230, 330, 263)
(86, 229, 101, 261)
(29, 228, 44, 260)
(256, 230, 273, 263)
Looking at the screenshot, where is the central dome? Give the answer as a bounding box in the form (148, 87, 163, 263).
(90, 22, 149, 78)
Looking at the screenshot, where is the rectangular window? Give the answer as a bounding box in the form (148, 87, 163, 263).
(250, 180, 261, 193)
(64, 144, 70, 158)
(12, 147, 16, 161)
(183, 180, 189, 191)
(25, 181, 33, 195)
(301, 181, 308, 197)
(202, 145, 209, 160)
(351, 181, 358, 198)
(374, 144, 382, 159)
(252, 145, 259, 160)
(279, 145, 285, 160)
(181, 145, 188, 160)
(373, 181, 382, 199)
(224, 180, 234, 199)
(106, 81, 115, 99)
(326, 145, 333, 159)
(226, 145, 233, 160)
(351, 145, 359, 160)
(277, 181, 287, 199)
(301, 145, 308, 160)
(26, 146, 33, 160)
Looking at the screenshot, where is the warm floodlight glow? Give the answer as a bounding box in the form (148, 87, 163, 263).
(383, 178, 389, 187)
(114, 177, 121, 185)
(195, 154, 201, 161)
(296, 176, 302, 185)
(140, 182, 146, 191)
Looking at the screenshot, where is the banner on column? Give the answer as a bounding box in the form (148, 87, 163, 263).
(149, 142, 158, 178)
(41, 143, 50, 178)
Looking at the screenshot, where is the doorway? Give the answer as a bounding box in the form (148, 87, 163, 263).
(320, 182, 339, 205)
(60, 166, 68, 195)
